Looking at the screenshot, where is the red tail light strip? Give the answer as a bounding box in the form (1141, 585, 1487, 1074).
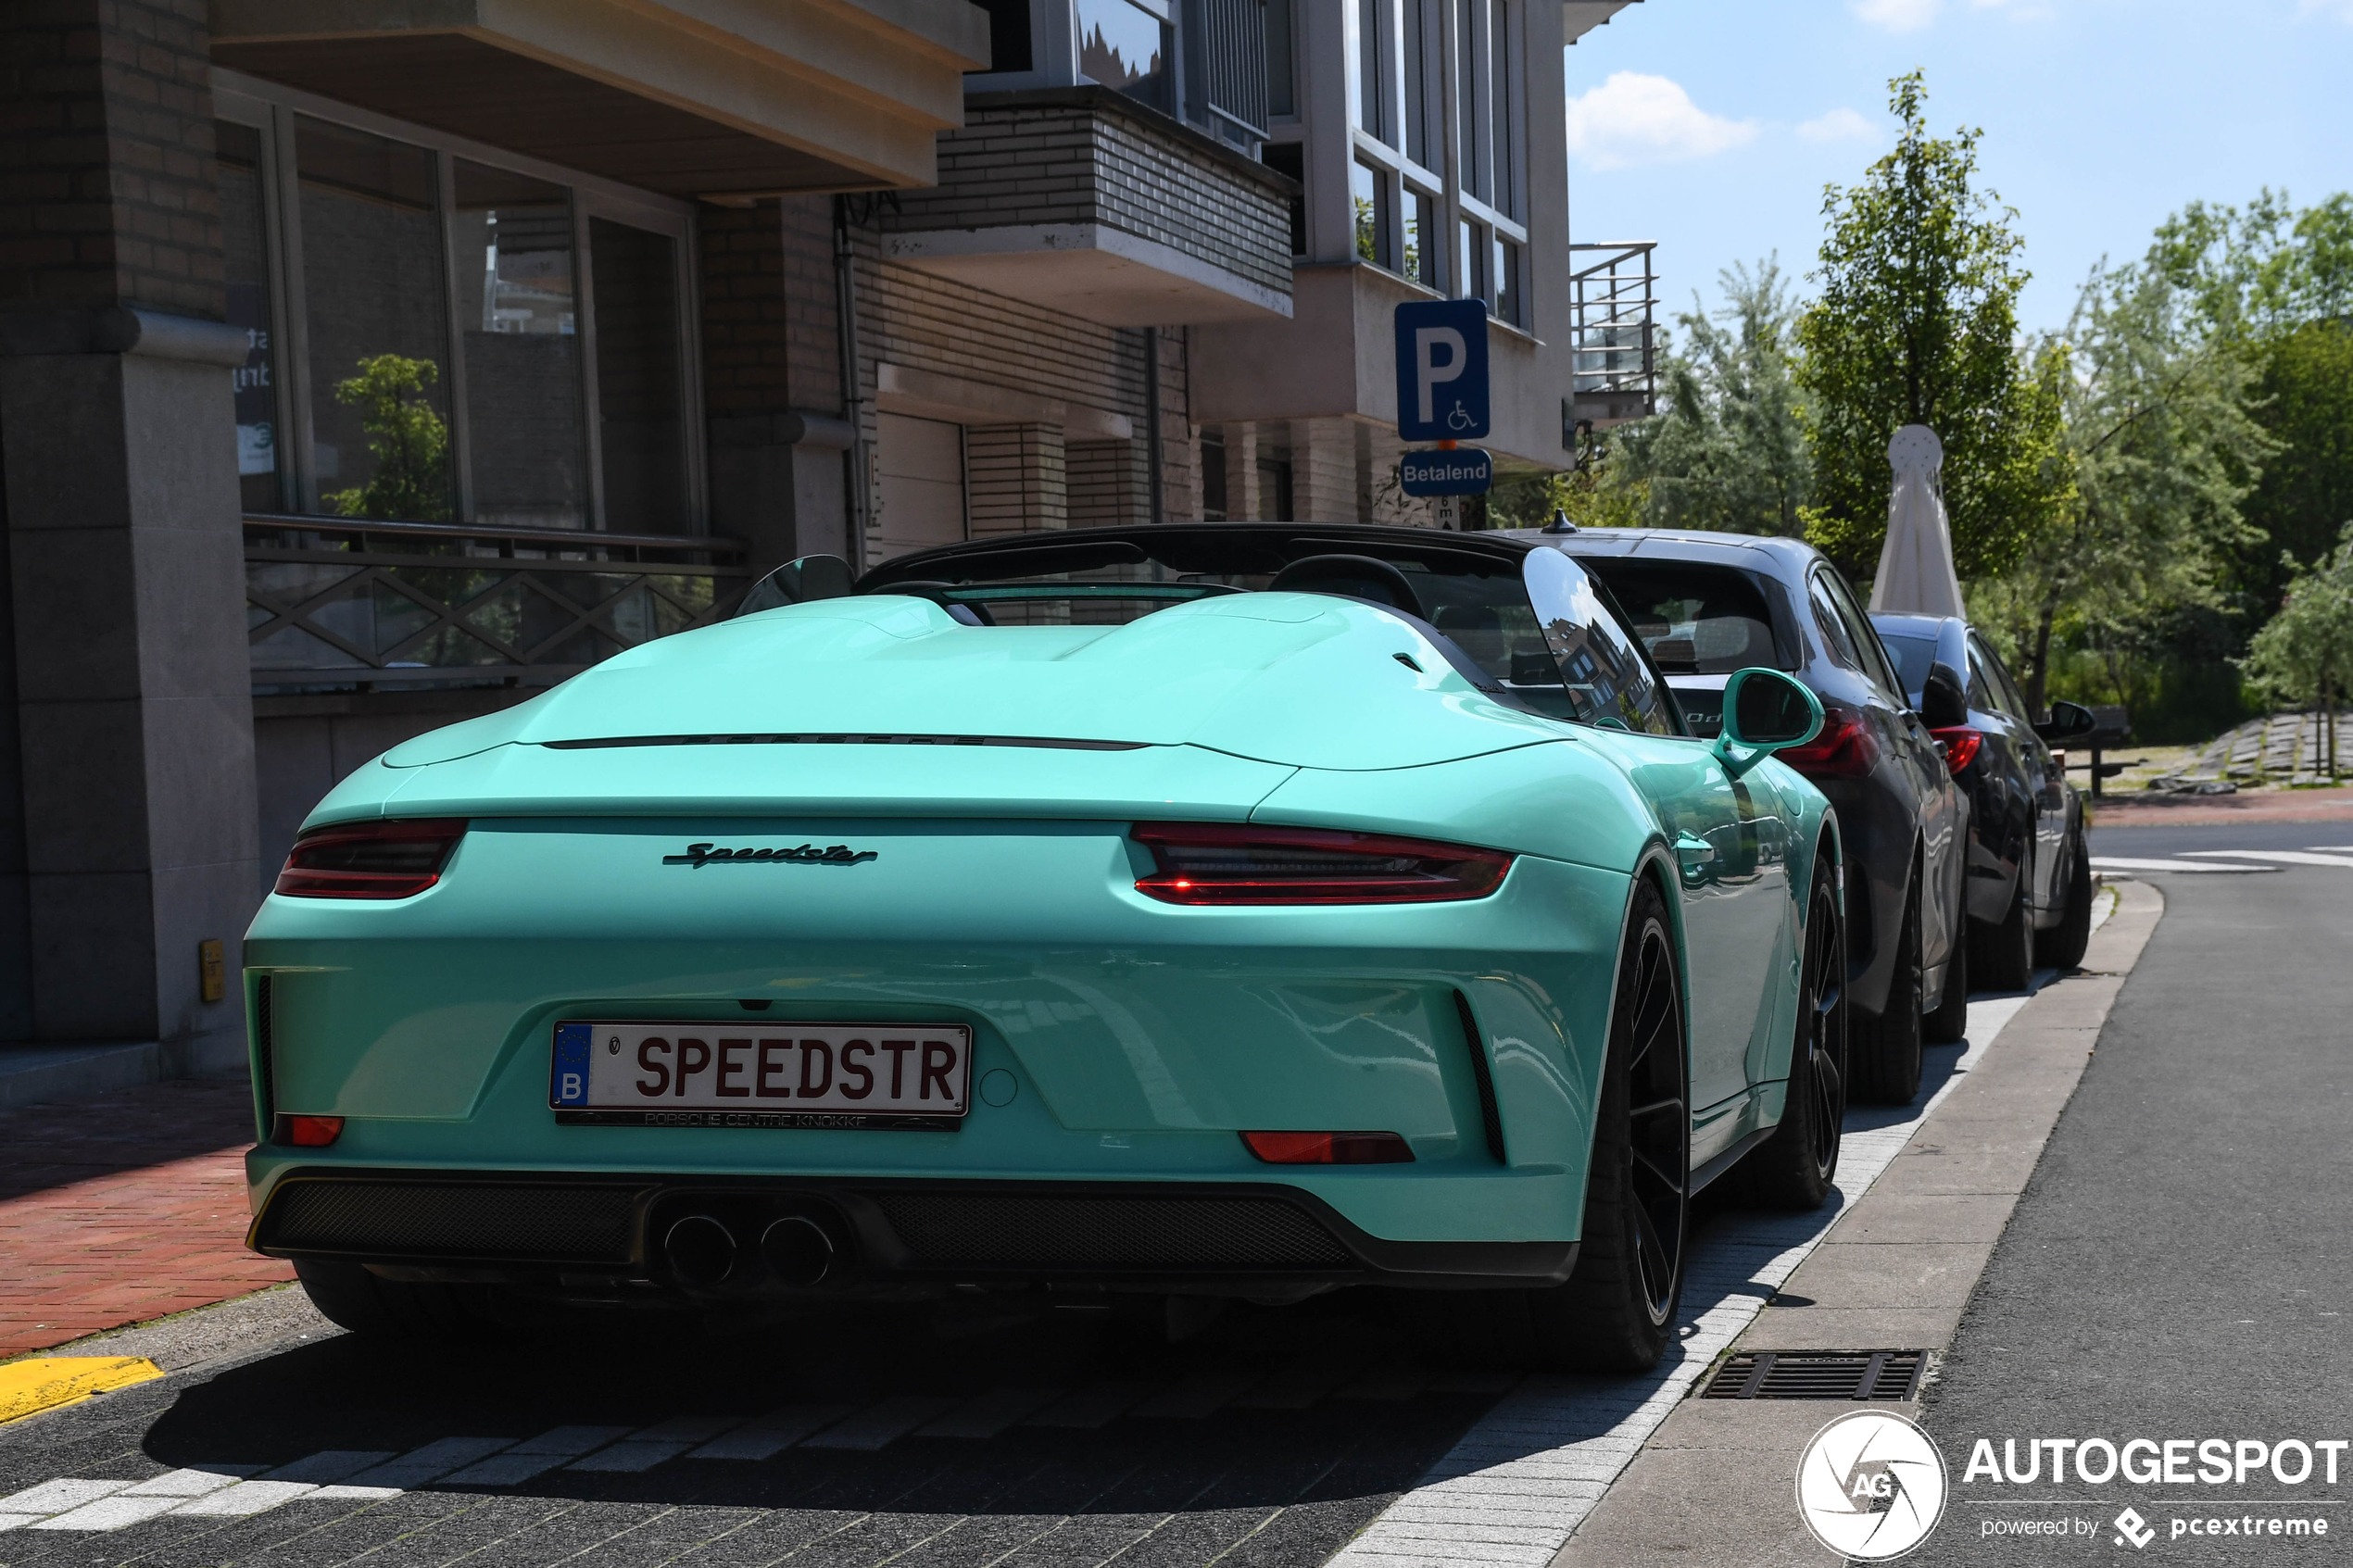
(1241, 1131, 1416, 1164)
(275, 819, 468, 899)
(1933, 726, 1984, 775)
(1132, 822, 1513, 905)
(1775, 709, 1878, 778)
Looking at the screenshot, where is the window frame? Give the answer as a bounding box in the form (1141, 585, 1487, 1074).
(212, 69, 708, 536)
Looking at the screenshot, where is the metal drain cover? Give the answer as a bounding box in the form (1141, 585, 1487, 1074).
(1702, 1350, 1927, 1401)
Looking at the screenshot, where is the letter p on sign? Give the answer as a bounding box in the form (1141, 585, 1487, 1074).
(1394, 298, 1490, 442)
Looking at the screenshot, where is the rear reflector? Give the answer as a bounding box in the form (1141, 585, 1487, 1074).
(276, 1115, 344, 1148)
(1132, 822, 1511, 905)
(1241, 1131, 1416, 1164)
(275, 819, 466, 899)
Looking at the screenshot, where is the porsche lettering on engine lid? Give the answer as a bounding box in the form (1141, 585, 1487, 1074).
(550, 1021, 971, 1128)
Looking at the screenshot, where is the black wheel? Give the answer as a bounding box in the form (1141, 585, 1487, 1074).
(2036, 832, 2095, 971)
(1973, 857, 2036, 991)
(1849, 872, 1923, 1105)
(1740, 854, 1847, 1209)
(1418, 878, 1687, 1372)
(1924, 878, 1970, 1044)
(294, 1259, 504, 1341)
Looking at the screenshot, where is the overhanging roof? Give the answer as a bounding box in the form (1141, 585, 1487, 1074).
(1563, 1, 1641, 45)
(208, 0, 991, 197)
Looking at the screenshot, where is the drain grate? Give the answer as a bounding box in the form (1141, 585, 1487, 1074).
(1702, 1350, 1927, 1401)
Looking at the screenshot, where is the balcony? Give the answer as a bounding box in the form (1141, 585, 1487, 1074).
(878, 87, 1295, 327)
(245, 516, 750, 695)
(1567, 243, 1659, 428)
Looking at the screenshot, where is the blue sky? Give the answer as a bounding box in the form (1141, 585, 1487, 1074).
(1561, 0, 2353, 332)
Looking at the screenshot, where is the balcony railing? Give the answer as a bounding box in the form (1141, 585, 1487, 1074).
(1567, 243, 1658, 428)
(245, 515, 752, 695)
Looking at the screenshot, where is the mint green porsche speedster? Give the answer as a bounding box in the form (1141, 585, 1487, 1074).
(244, 524, 1843, 1371)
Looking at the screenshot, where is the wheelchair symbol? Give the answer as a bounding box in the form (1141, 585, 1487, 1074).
(1445, 402, 1475, 433)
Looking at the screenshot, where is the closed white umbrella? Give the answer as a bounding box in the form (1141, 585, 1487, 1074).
(1867, 424, 1966, 618)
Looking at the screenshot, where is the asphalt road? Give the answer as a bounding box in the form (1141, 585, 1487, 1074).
(1916, 847, 2353, 1562)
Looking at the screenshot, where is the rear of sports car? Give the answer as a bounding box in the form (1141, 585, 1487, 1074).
(242, 595, 1647, 1313)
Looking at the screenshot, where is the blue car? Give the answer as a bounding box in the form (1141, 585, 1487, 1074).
(244, 524, 1844, 1372)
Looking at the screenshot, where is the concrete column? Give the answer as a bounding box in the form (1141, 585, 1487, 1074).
(0, 316, 259, 1071)
(1221, 422, 1262, 523)
(965, 424, 1066, 535)
(1289, 418, 1358, 524)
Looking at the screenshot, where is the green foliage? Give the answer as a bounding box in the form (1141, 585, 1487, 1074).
(1615, 258, 1810, 536)
(1485, 432, 1652, 533)
(1795, 71, 2069, 581)
(2243, 525, 2353, 774)
(1972, 260, 2270, 712)
(323, 353, 450, 522)
(2148, 190, 2353, 339)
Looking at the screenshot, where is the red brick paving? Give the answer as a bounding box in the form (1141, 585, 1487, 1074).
(0, 1079, 295, 1358)
(2091, 784, 2353, 828)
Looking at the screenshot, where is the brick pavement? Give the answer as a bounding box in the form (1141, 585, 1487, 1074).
(0, 1081, 292, 1359)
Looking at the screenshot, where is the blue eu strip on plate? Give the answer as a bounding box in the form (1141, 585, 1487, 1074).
(550, 1022, 593, 1106)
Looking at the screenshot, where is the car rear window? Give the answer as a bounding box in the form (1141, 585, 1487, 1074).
(1573, 559, 1797, 673)
(1880, 632, 1937, 700)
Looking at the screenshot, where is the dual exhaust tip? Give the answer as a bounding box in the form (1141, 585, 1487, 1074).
(663, 1212, 835, 1288)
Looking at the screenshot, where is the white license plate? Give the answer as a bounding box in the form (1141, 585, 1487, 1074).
(550, 1021, 971, 1128)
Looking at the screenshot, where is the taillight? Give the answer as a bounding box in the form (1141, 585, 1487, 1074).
(275, 1114, 344, 1147)
(1933, 725, 1984, 776)
(1775, 709, 1878, 778)
(274, 819, 467, 898)
(1132, 822, 1512, 905)
(1241, 1131, 1416, 1164)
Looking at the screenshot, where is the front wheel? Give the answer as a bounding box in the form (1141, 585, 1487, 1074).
(2035, 833, 2095, 971)
(1740, 854, 1846, 1209)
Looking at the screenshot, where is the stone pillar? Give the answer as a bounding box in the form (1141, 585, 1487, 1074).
(965, 424, 1066, 536)
(1221, 422, 1262, 523)
(698, 197, 852, 573)
(1289, 417, 1358, 524)
(0, 0, 258, 1071)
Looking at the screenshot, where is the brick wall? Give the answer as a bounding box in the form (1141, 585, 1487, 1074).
(887, 92, 1292, 301)
(965, 424, 1064, 535)
(0, 0, 223, 320)
(698, 196, 841, 419)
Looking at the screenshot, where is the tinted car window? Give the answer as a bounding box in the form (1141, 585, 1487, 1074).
(1880, 633, 1937, 700)
(1806, 573, 1863, 671)
(1525, 547, 1677, 736)
(1970, 633, 2032, 721)
(1819, 570, 1906, 699)
(1570, 559, 1796, 673)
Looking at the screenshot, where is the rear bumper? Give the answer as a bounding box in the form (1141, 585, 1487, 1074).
(247, 1166, 1576, 1298)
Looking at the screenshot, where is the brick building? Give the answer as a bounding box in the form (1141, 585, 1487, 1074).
(0, 0, 1644, 1080)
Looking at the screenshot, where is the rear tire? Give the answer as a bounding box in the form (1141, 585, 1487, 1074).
(1974, 859, 2037, 991)
(2035, 833, 2095, 972)
(1849, 874, 1923, 1105)
(1421, 878, 1687, 1373)
(294, 1259, 504, 1341)
(1924, 882, 1970, 1044)
(1740, 855, 1846, 1210)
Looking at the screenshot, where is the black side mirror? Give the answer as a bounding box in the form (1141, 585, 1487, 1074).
(2034, 699, 2097, 742)
(733, 553, 855, 618)
(1919, 662, 1969, 729)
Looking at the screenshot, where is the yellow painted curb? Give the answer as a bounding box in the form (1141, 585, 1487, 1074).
(0, 1355, 165, 1424)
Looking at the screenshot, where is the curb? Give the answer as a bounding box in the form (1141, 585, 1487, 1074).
(0, 1044, 162, 1110)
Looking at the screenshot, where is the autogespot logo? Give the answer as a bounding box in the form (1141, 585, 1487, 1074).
(1797, 1411, 1951, 1561)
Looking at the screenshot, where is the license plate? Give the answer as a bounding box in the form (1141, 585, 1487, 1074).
(550, 1021, 972, 1129)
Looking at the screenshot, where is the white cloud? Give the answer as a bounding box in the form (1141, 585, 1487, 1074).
(1565, 72, 1759, 171)
(1797, 107, 1879, 144)
(1854, 0, 1941, 30)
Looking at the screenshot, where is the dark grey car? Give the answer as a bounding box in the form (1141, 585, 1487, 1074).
(1871, 614, 2095, 979)
(1511, 528, 1969, 1104)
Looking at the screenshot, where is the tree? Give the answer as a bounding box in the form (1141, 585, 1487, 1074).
(1796, 71, 2068, 582)
(1971, 262, 2269, 713)
(324, 353, 451, 521)
(1616, 258, 1811, 535)
(2242, 526, 2353, 780)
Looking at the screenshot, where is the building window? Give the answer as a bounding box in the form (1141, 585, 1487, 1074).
(1405, 188, 1440, 289)
(1455, 0, 1481, 201)
(976, 0, 1034, 73)
(453, 159, 585, 531)
(1403, 0, 1433, 169)
(1266, 0, 1297, 117)
(1354, 0, 1385, 140)
(1490, 0, 1517, 216)
(1263, 142, 1307, 255)
(1258, 448, 1294, 521)
(1496, 236, 1522, 325)
(218, 120, 281, 515)
(1459, 219, 1485, 304)
(588, 218, 689, 533)
(1076, 0, 1171, 113)
(295, 116, 453, 521)
(1353, 158, 1393, 270)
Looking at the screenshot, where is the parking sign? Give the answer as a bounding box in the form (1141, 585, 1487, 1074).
(1394, 298, 1490, 442)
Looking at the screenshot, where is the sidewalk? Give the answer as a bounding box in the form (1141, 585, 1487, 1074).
(0, 1081, 294, 1360)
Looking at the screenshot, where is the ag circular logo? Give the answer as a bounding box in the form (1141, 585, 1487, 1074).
(1795, 1410, 1949, 1560)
